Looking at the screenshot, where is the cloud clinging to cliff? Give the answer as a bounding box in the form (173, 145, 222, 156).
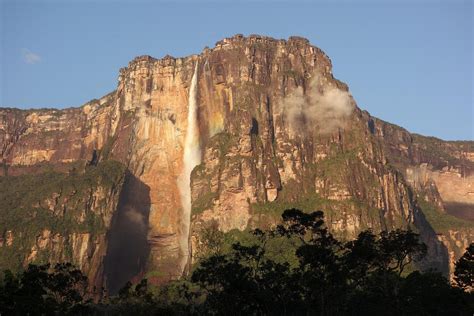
(279, 75, 354, 134)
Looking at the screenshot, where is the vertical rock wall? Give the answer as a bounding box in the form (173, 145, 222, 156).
(0, 35, 472, 289)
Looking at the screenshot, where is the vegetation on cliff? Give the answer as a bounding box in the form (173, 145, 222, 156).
(0, 160, 126, 270)
(1, 209, 472, 315)
(418, 199, 474, 233)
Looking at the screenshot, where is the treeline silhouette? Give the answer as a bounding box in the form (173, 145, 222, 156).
(1, 209, 473, 315)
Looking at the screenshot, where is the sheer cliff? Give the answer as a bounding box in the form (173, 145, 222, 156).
(1, 34, 472, 292)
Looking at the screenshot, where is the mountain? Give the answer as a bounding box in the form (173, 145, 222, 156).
(1, 34, 472, 293)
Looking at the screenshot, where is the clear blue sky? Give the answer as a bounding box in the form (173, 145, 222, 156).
(1, 0, 472, 140)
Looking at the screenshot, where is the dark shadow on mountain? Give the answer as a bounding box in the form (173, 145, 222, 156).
(104, 170, 151, 295)
(413, 206, 450, 276)
(444, 202, 474, 221)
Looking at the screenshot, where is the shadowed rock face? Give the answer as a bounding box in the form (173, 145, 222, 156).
(0, 35, 472, 290)
(445, 203, 474, 221)
(104, 171, 151, 294)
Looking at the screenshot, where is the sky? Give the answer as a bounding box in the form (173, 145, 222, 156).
(1, 0, 472, 140)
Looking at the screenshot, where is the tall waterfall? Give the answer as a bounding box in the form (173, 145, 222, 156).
(178, 62, 201, 274)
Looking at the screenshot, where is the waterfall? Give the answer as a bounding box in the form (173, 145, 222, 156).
(178, 61, 201, 274)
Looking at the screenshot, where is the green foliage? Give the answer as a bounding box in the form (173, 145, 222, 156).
(412, 134, 473, 168)
(251, 191, 381, 239)
(317, 149, 358, 178)
(418, 199, 473, 232)
(191, 191, 218, 216)
(221, 228, 301, 268)
(454, 243, 474, 291)
(1, 209, 473, 314)
(190, 132, 240, 216)
(193, 222, 226, 261)
(0, 160, 126, 270)
(0, 263, 93, 315)
(344, 228, 427, 277)
(251, 192, 332, 220)
(210, 132, 234, 159)
(188, 209, 470, 315)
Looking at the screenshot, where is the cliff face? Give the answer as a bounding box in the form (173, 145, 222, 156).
(0, 34, 472, 291)
(0, 160, 125, 291)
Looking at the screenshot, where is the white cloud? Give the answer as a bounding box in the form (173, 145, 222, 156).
(21, 49, 41, 64)
(279, 74, 354, 135)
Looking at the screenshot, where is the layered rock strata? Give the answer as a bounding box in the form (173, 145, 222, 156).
(1, 35, 472, 291)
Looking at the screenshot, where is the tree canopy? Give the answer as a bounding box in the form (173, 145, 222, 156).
(1, 209, 472, 315)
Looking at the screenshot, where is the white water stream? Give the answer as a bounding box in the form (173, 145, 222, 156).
(178, 62, 201, 274)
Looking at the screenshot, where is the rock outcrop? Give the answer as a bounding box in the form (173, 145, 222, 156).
(0, 34, 472, 292)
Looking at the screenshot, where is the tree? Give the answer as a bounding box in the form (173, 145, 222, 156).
(454, 243, 474, 292)
(191, 226, 304, 315)
(189, 208, 465, 315)
(376, 229, 427, 276)
(400, 271, 470, 315)
(1, 209, 470, 314)
(275, 209, 346, 314)
(0, 263, 91, 315)
(194, 221, 225, 260)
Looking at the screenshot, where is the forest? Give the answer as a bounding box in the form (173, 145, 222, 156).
(1, 209, 473, 315)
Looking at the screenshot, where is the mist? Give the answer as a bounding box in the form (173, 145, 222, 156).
(125, 208, 146, 229)
(279, 75, 354, 134)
